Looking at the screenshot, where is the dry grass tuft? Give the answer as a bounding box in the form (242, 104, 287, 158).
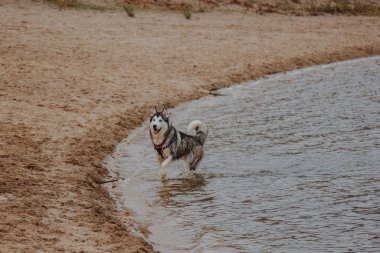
(182, 7, 192, 19)
(122, 4, 135, 17)
(308, 0, 380, 16)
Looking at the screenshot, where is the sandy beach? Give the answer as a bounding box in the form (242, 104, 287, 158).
(1, 0, 380, 252)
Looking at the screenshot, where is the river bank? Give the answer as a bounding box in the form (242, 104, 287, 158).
(106, 56, 380, 253)
(1, 1, 380, 252)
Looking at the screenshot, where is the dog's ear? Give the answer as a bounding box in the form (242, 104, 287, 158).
(152, 106, 158, 115)
(162, 107, 169, 117)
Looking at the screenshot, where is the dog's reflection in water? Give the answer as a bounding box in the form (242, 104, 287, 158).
(158, 173, 207, 207)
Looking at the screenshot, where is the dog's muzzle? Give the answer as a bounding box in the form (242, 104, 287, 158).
(153, 125, 161, 134)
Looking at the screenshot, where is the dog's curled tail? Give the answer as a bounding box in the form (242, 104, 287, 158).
(188, 120, 208, 145)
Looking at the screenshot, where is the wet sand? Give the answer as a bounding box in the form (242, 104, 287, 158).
(1, 1, 380, 252)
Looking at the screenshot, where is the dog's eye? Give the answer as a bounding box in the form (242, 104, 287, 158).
(159, 119, 162, 122)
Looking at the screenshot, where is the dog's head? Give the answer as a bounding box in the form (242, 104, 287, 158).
(149, 107, 170, 136)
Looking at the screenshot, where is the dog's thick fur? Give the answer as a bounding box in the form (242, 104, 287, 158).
(149, 107, 208, 179)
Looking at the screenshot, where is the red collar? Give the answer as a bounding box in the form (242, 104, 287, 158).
(154, 143, 166, 158)
(154, 143, 166, 150)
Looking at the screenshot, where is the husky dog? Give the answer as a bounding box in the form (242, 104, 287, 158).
(149, 107, 208, 179)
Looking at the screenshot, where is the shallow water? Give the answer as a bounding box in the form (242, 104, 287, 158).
(105, 57, 380, 253)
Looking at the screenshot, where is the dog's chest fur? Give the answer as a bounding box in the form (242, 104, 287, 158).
(151, 133, 166, 146)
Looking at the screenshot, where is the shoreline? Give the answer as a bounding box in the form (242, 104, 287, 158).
(106, 54, 380, 251)
(1, 1, 380, 252)
(104, 51, 380, 251)
(107, 55, 380, 253)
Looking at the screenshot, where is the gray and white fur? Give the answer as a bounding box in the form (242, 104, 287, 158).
(149, 107, 208, 179)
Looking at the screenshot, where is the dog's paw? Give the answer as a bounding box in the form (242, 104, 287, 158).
(160, 167, 167, 180)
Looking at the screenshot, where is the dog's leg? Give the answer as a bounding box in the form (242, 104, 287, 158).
(189, 157, 201, 171)
(188, 148, 203, 171)
(160, 155, 172, 179)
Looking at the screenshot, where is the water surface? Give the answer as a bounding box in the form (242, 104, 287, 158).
(105, 57, 380, 253)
